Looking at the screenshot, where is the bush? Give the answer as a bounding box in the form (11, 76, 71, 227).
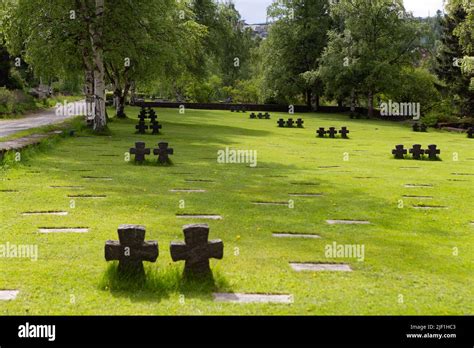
(0, 87, 36, 116)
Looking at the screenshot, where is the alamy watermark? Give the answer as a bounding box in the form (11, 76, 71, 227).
(0, 242, 38, 261)
(325, 242, 365, 262)
(217, 147, 258, 167)
(55, 100, 95, 117)
(380, 100, 420, 120)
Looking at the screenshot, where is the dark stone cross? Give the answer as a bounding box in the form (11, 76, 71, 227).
(420, 124, 428, 132)
(130, 142, 150, 163)
(148, 109, 158, 123)
(170, 224, 223, 277)
(467, 127, 474, 138)
(277, 119, 286, 127)
(136, 121, 148, 134)
(425, 144, 440, 160)
(153, 142, 174, 164)
(286, 118, 294, 127)
(317, 127, 326, 137)
(264, 112, 271, 119)
(339, 127, 350, 138)
(327, 127, 337, 138)
(138, 109, 148, 122)
(296, 118, 304, 128)
(392, 145, 407, 159)
(250, 113, 257, 119)
(230, 106, 235, 112)
(150, 121, 162, 135)
(410, 144, 424, 160)
(412, 123, 420, 132)
(104, 225, 158, 274)
(257, 112, 264, 119)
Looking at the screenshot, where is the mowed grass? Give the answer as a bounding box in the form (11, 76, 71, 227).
(0, 107, 473, 315)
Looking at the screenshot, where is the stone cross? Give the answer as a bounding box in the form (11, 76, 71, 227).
(258, 112, 264, 119)
(130, 142, 150, 163)
(467, 127, 474, 138)
(138, 108, 148, 122)
(264, 112, 271, 119)
(153, 142, 174, 164)
(339, 127, 350, 138)
(317, 127, 326, 137)
(277, 119, 286, 127)
(425, 144, 440, 160)
(286, 118, 294, 127)
(150, 121, 162, 135)
(413, 123, 420, 132)
(420, 124, 427, 132)
(327, 127, 337, 138)
(136, 121, 148, 134)
(250, 113, 257, 119)
(105, 225, 158, 274)
(170, 224, 223, 277)
(392, 144, 407, 159)
(296, 118, 304, 128)
(410, 144, 424, 160)
(148, 110, 158, 123)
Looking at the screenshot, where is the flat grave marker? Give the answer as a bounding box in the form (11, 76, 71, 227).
(38, 227, 89, 233)
(272, 232, 321, 239)
(213, 293, 293, 304)
(176, 214, 222, 220)
(290, 262, 352, 272)
(326, 220, 370, 225)
(0, 290, 19, 301)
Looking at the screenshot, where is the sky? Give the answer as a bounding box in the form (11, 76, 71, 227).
(232, 0, 446, 24)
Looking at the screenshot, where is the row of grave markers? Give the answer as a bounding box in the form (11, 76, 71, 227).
(392, 144, 441, 160)
(105, 224, 223, 278)
(136, 107, 162, 134)
(130, 141, 174, 164)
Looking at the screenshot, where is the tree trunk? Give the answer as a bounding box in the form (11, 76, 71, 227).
(350, 89, 356, 114)
(115, 83, 130, 118)
(306, 90, 312, 110)
(367, 90, 374, 118)
(90, 0, 106, 132)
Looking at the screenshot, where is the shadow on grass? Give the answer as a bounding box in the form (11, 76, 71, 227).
(99, 262, 231, 303)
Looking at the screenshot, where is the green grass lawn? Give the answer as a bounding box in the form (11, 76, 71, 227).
(0, 107, 473, 315)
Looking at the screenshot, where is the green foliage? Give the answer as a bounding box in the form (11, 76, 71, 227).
(0, 87, 35, 116)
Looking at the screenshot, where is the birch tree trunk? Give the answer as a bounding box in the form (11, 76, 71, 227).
(89, 0, 106, 131)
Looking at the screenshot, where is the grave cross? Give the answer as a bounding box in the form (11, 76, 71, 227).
(264, 112, 271, 119)
(286, 118, 295, 127)
(467, 127, 474, 138)
(339, 127, 350, 138)
(150, 121, 162, 135)
(250, 113, 257, 119)
(170, 224, 223, 277)
(410, 144, 424, 160)
(105, 224, 158, 274)
(412, 123, 420, 132)
(420, 124, 428, 132)
(153, 142, 174, 164)
(277, 119, 286, 127)
(138, 109, 148, 122)
(296, 118, 304, 128)
(392, 144, 407, 159)
(130, 142, 151, 163)
(258, 112, 264, 119)
(425, 144, 440, 160)
(327, 127, 337, 138)
(136, 121, 148, 134)
(148, 109, 158, 123)
(317, 128, 326, 137)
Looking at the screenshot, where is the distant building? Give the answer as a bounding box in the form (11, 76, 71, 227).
(244, 22, 270, 39)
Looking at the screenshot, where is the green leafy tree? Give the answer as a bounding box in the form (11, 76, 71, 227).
(263, 0, 332, 109)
